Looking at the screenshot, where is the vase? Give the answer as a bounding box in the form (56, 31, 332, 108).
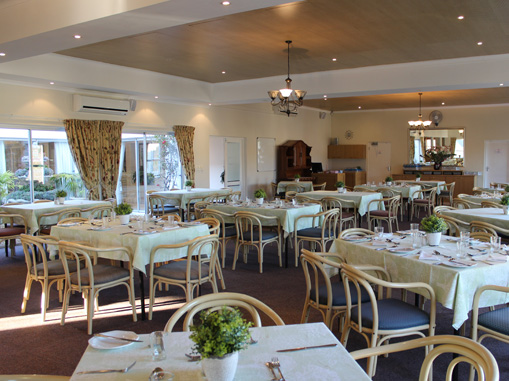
(255, 197, 264, 205)
(433, 162, 442, 170)
(503, 205, 509, 215)
(186, 186, 192, 191)
(201, 352, 238, 381)
(427, 232, 442, 246)
(294, 178, 300, 182)
(337, 187, 344, 193)
(386, 182, 392, 186)
(119, 214, 130, 225)
(57, 197, 65, 205)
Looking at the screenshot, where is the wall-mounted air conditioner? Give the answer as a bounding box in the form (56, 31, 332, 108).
(73, 95, 130, 115)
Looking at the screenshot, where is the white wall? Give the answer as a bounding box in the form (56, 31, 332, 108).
(0, 83, 332, 198)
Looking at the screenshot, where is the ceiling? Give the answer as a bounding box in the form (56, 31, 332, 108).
(3, 0, 509, 111)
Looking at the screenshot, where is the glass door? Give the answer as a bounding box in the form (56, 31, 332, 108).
(224, 137, 244, 194)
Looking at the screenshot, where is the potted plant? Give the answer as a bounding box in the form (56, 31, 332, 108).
(0, 171, 16, 203)
(185, 180, 193, 191)
(385, 176, 393, 186)
(115, 202, 133, 224)
(500, 194, 509, 215)
(55, 189, 67, 205)
(190, 307, 252, 381)
(416, 173, 422, 182)
(335, 181, 346, 193)
(294, 174, 301, 182)
(420, 215, 447, 246)
(254, 188, 267, 205)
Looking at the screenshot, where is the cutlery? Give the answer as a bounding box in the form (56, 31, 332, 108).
(94, 333, 143, 342)
(276, 343, 337, 352)
(76, 360, 136, 375)
(265, 362, 281, 381)
(448, 258, 475, 267)
(185, 353, 201, 361)
(270, 357, 285, 381)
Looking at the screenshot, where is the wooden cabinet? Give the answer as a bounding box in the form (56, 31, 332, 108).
(328, 145, 366, 159)
(312, 171, 366, 190)
(277, 140, 312, 181)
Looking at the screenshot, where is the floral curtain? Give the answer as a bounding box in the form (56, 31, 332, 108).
(64, 119, 124, 200)
(99, 121, 123, 199)
(408, 134, 415, 163)
(173, 125, 195, 182)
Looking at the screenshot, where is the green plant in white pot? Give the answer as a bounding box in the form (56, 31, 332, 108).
(500, 194, 509, 215)
(294, 174, 301, 182)
(115, 202, 133, 225)
(190, 307, 252, 381)
(420, 215, 447, 246)
(185, 180, 193, 191)
(385, 176, 393, 186)
(416, 173, 422, 181)
(335, 181, 345, 193)
(254, 189, 267, 205)
(0, 171, 16, 203)
(55, 189, 67, 205)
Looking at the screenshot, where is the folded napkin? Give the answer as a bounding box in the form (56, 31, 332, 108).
(419, 251, 441, 261)
(372, 239, 386, 247)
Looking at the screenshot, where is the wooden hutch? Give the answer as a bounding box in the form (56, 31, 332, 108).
(277, 140, 312, 181)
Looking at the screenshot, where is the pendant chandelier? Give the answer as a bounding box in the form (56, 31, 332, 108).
(268, 40, 306, 117)
(408, 92, 431, 128)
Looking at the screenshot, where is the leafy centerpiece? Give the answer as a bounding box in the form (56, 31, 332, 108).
(335, 181, 346, 193)
(385, 176, 393, 185)
(190, 307, 252, 381)
(294, 174, 301, 182)
(420, 215, 447, 246)
(254, 189, 267, 204)
(185, 180, 194, 191)
(501, 194, 509, 215)
(114, 202, 133, 224)
(55, 189, 67, 204)
(422, 146, 455, 170)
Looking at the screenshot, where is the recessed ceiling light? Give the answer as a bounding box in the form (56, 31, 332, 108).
(457, 15, 464, 20)
(221, 71, 226, 74)
(0, 52, 5, 56)
(221, 1, 230, 5)
(500, 83, 504, 86)
(74, 35, 81, 39)
(477, 41, 483, 45)
(358, 106, 362, 109)
(442, 102, 445, 105)
(208, 103, 212, 106)
(154, 96, 159, 99)
(49, 82, 54, 85)
(332, 58, 337, 62)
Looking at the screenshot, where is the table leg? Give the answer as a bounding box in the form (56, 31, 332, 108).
(139, 270, 146, 320)
(284, 234, 289, 268)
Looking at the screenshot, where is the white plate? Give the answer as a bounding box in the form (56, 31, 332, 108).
(388, 247, 417, 255)
(441, 261, 477, 268)
(88, 330, 139, 350)
(343, 236, 371, 243)
(88, 227, 112, 231)
(58, 223, 79, 227)
(179, 222, 204, 226)
(132, 230, 157, 235)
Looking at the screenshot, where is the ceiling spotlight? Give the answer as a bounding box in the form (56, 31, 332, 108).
(221, 71, 226, 74)
(154, 96, 159, 99)
(500, 83, 504, 86)
(208, 103, 212, 106)
(457, 15, 464, 20)
(442, 102, 445, 105)
(332, 58, 337, 61)
(358, 106, 362, 109)
(49, 82, 54, 85)
(221, 1, 230, 5)
(74, 35, 81, 39)
(477, 41, 483, 45)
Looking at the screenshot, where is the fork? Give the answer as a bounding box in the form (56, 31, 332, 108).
(271, 357, 286, 381)
(76, 361, 136, 375)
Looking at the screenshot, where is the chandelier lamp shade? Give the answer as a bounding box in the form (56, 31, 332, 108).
(408, 92, 432, 128)
(268, 40, 307, 116)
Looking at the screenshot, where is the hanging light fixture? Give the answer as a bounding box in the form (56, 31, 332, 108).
(408, 92, 431, 128)
(268, 40, 306, 117)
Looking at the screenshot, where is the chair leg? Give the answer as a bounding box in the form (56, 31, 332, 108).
(300, 300, 311, 324)
(41, 280, 50, 322)
(61, 286, 71, 327)
(21, 275, 33, 313)
(127, 281, 137, 322)
(215, 257, 226, 290)
(87, 290, 95, 335)
(232, 241, 241, 270)
(149, 279, 157, 320)
(257, 245, 263, 274)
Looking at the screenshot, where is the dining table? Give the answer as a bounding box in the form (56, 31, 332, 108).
(298, 190, 383, 217)
(0, 199, 111, 234)
(441, 207, 509, 231)
(152, 188, 232, 210)
(331, 233, 509, 329)
(354, 184, 422, 200)
(70, 322, 370, 380)
(458, 194, 502, 208)
(276, 180, 314, 193)
(396, 180, 446, 194)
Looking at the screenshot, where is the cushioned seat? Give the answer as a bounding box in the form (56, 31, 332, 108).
(220, 226, 237, 237)
(297, 227, 334, 238)
(242, 230, 278, 241)
(478, 307, 509, 336)
(352, 298, 430, 330)
(154, 260, 209, 281)
(0, 227, 25, 236)
(311, 282, 370, 306)
(413, 199, 429, 204)
(39, 227, 52, 235)
(33, 260, 80, 276)
(70, 264, 129, 286)
(369, 210, 390, 217)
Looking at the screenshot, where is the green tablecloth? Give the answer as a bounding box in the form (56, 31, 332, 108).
(299, 191, 382, 216)
(331, 236, 509, 329)
(277, 181, 314, 193)
(51, 220, 210, 273)
(354, 184, 421, 200)
(1, 200, 111, 233)
(441, 208, 509, 230)
(153, 188, 231, 209)
(207, 203, 321, 235)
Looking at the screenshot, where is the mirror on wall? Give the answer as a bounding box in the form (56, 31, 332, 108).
(408, 128, 464, 166)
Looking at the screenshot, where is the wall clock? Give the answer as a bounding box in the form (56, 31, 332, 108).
(345, 130, 354, 140)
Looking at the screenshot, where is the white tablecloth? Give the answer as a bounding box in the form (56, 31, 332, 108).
(299, 191, 382, 216)
(354, 184, 421, 200)
(276, 181, 314, 193)
(70, 323, 370, 380)
(153, 188, 232, 209)
(441, 208, 509, 231)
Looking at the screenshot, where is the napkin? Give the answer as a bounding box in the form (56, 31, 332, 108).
(419, 251, 441, 261)
(372, 239, 386, 247)
(472, 254, 507, 264)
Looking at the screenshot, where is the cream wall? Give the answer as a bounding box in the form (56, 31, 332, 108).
(0, 83, 332, 198)
(331, 105, 509, 187)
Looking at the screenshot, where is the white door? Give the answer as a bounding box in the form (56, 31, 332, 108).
(484, 140, 509, 187)
(209, 136, 245, 196)
(366, 142, 391, 184)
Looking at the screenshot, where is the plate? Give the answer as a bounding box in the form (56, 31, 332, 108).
(58, 223, 79, 227)
(88, 330, 139, 350)
(88, 227, 112, 231)
(132, 230, 157, 235)
(179, 222, 204, 226)
(343, 236, 372, 243)
(441, 261, 477, 268)
(388, 247, 417, 255)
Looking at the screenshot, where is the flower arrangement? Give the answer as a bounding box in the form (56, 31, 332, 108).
(420, 215, 447, 233)
(114, 202, 133, 215)
(189, 307, 252, 359)
(422, 146, 455, 164)
(254, 189, 267, 199)
(501, 194, 509, 206)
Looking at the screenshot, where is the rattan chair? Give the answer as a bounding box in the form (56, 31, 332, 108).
(295, 194, 322, 205)
(321, 196, 356, 232)
(433, 205, 456, 214)
(148, 194, 181, 217)
(438, 182, 455, 205)
(470, 220, 499, 236)
(285, 183, 305, 193)
(148, 235, 220, 319)
(271, 182, 278, 199)
(341, 263, 436, 378)
(469, 231, 494, 242)
(410, 187, 437, 220)
(59, 241, 137, 334)
(37, 208, 81, 236)
(33, 199, 53, 204)
(367, 195, 400, 232)
(201, 209, 236, 269)
(340, 228, 374, 239)
(164, 292, 285, 332)
(440, 215, 463, 237)
(193, 201, 211, 220)
(294, 209, 339, 267)
(80, 204, 113, 219)
(227, 191, 241, 202)
(313, 182, 327, 191)
(481, 201, 503, 209)
(0, 213, 27, 256)
(186, 196, 205, 221)
(233, 211, 281, 273)
(453, 198, 472, 209)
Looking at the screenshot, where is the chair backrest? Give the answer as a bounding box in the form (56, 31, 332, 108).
(58, 217, 88, 225)
(350, 335, 499, 381)
(321, 197, 343, 212)
(376, 187, 395, 198)
(434, 205, 456, 215)
(164, 292, 285, 332)
(340, 228, 374, 239)
(37, 209, 81, 228)
(440, 215, 462, 237)
(481, 201, 503, 209)
(313, 182, 327, 191)
(234, 211, 279, 242)
(227, 191, 241, 202)
(469, 231, 494, 242)
(470, 220, 499, 236)
(81, 205, 113, 218)
(20, 234, 59, 279)
(452, 198, 472, 209)
(285, 191, 297, 201)
(295, 195, 321, 204)
(148, 195, 180, 216)
(355, 186, 376, 193)
(160, 213, 181, 222)
(285, 183, 305, 193)
(1, 213, 27, 229)
(201, 209, 235, 238)
(271, 182, 278, 198)
(196, 217, 220, 234)
(193, 201, 211, 219)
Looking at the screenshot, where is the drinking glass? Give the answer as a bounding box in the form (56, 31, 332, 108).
(111, 210, 116, 221)
(460, 231, 470, 241)
(374, 226, 384, 239)
(410, 223, 419, 232)
(87, 214, 94, 224)
(456, 241, 467, 259)
(102, 216, 109, 229)
(166, 215, 175, 226)
(136, 219, 144, 232)
(490, 236, 501, 253)
(150, 331, 167, 361)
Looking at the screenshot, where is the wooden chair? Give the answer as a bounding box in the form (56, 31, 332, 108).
(0, 213, 28, 256)
(340, 228, 374, 239)
(58, 217, 88, 225)
(37, 208, 81, 236)
(285, 183, 305, 193)
(285, 191, 297, 201)
(433, 205, 456, 214)
(233, 211, 281, 273)
(59, 241, 137, 334)
(80, 204, 113, 219)
(186, 196, 205, 221)
(453, 198, 472, 209)
(367, 195, 400, 232)
(196, 217, 225, 289)
(340, 263, 436, 378)
(201, 209, 236, 269)
(355, 186, 377, 192)
(164, 292, 284, 332)
(481, 201, 503, 209)
(469, 231, 494, 242)
(20, 234, 67, 321)
(295, 194, 322, 205)
(193, 201, 211, 220)
(437, 182, 455, 205)
(148, 194, 181, 218)
(160, 213, 181, 222)
(410, 187, 437, 220)
(440, 215, 463, 237)
(227, 191, 241, 202)
(350, 335, 498, 381)
(313, 182, 327, 191)
(148, 235, 220, 319)
(470, 221, 499, 236)
(294, 209, 339, 267)
(321, 196, 356, 232)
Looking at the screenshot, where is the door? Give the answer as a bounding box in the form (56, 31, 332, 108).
(209, 136, 245, 196)
(484, 140, 509, 187)
(366, 142, 391, 184)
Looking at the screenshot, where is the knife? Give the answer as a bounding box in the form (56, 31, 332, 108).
(94, 333, 143, 342)
(276, 343, 337, 352)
